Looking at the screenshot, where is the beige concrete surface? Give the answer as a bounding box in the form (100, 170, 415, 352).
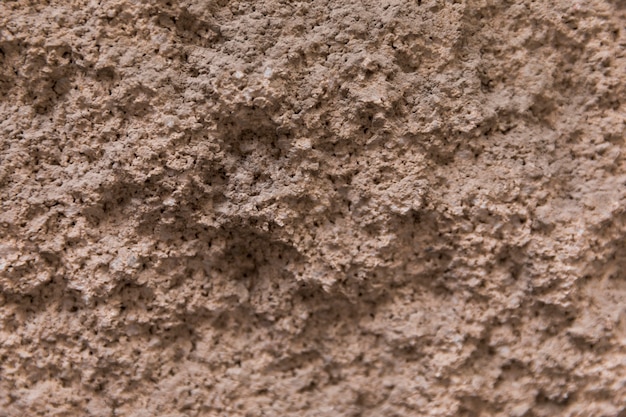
(0, 1, 625, 416)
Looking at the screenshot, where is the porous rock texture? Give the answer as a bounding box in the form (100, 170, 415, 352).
(1, 0, 626, 416)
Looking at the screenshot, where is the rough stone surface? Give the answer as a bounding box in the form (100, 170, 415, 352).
(1, 0, 626, 416)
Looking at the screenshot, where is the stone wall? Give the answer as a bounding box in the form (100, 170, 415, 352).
(1, 1, 625, 415)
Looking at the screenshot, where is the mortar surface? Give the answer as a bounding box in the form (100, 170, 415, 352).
(1, 1, 625, 416)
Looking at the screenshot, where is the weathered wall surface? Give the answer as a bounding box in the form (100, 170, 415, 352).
(1, 0, 625, 416)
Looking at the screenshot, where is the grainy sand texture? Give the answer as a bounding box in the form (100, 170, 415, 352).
(1, 0, 626, 416)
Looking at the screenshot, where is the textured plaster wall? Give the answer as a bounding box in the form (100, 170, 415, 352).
(1, 0, 626, 416)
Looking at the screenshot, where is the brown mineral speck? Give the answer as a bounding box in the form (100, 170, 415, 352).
(1, 1, 626, 416)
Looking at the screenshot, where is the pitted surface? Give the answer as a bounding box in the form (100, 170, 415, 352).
(1, 1, 625, 416)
